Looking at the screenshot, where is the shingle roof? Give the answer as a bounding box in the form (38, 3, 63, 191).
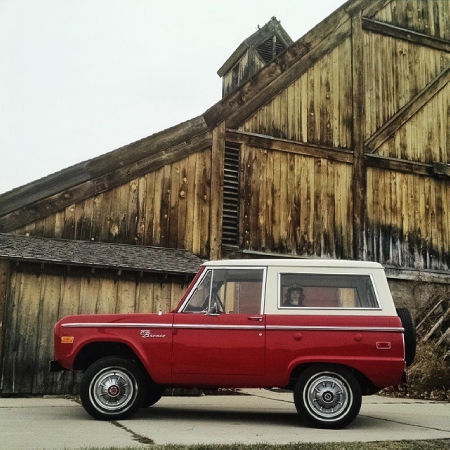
(0, 233, 204, 275)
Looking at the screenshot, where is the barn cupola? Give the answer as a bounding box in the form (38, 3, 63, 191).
(217, 17, 293, 98)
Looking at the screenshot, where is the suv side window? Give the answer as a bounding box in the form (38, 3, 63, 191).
(182, 268, 265, 314)
(279, 273, 379, 309)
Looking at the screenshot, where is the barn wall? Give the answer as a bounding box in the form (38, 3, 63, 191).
(373, 0, 450, 40)
(0, 263, 190, 395)
(232, 2, 449, 270)
(240, 145, 353, 258)
(375, 84, 449, 163)
(15, 149, 213, 259)
(366, 167, 450, 270)
(363, 33, 449, 141)
(239, 38, 353, 149)
(362, 0, 450, 272)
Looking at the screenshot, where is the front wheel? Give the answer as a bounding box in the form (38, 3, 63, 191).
(80, 356, 147, 420)
(294, 365, 362, 429)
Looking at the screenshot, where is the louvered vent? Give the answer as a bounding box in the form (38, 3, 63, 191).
(257, 36, 286, 64)
(222, 143, 240, 247)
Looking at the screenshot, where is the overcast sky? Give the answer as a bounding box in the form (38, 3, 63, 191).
(0, 0, 344, 194)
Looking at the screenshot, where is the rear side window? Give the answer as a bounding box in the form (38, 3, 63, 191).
(182, 268, 265, 314)
(279, 273, 379, 309)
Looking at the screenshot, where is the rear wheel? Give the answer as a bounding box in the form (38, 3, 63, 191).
(294, 365, 362, 429)
(80, 356, 146, 420)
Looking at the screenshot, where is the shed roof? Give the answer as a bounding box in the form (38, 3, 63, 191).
(0, 233, 204, 275)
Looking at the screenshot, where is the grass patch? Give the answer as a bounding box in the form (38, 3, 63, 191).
(78, 440, 450, 449)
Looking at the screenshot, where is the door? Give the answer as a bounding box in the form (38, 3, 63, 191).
(172, 267, 266, 381)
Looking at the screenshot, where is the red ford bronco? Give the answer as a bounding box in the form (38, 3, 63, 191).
(50, 259, 416, 428)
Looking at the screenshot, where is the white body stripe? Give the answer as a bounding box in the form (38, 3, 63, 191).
(62, 322, 403, 333)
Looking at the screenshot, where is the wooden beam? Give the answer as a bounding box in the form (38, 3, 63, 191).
(0, 116, 208, 218)
(209, 122, 225, 260)
(423, 307, 450, 342)
(0, 132, 213, 233)
(351, 12, 366, 260)
(225, 130, 354, 164)
(365, 67, 450, 153)
(366, 154, 432, 176)
(433, 162, 450, 178)
(355, 0, 393, 19)
(362, 17, 450, 53)
(437, 327, 450, 346)
(385, 266, 450, 284)
(86, 116, 208, 177)
(416, 298, 445, 331)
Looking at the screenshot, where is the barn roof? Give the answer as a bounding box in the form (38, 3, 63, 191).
(0, 0, 411, 232)
(0, 233, 204, 275)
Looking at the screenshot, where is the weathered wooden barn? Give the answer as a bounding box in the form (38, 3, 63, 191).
(0, 0, 449, 394)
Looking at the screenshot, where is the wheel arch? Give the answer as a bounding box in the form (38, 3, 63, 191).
(73, 341, 145, 373)
(288, 362, 378, 395)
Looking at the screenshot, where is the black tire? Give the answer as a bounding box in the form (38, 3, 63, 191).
(294, 365, 362, 429)
(80, 356, 147, 420)
(396, 308, 416, 367)
(142, 383, 164, 407)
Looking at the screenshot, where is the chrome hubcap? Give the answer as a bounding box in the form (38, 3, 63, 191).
(90, 368, 135, 411)
(304, 373, 351, 419)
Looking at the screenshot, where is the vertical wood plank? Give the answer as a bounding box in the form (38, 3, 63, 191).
(33, 273, 63, 393)
(168, 162, 180, 248)
(95, 277, 117, 314)
(136, 176, 147, 245)
(183, 154, 196, 252)
(200, 149, 211, 258)
(8, 270, 41, 393)
(116, 279, 137, 314)
(145, 171, 157, 246)
(153, 167, 165, 247)
(136, 281, 154, 313)
(127, 179, 139, 244)
(177, 161, 188, 250)
(351, 12, 366, 260)
(192, 152, 202, 255)
(79, 276, 99, 315)
(327, 160, 336, 258)
(272, 151, 282, 250)
(257, 148, 268, 251)
(0, 260, 10, 379)
(279, 152, 289, 252)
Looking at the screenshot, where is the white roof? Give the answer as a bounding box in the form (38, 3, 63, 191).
(203, 259, 383, 269)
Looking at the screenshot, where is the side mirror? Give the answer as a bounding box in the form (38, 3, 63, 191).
(205, 302, 220, 316)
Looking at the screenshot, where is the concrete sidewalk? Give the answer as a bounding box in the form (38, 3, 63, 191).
(1, 390, 449, 449)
